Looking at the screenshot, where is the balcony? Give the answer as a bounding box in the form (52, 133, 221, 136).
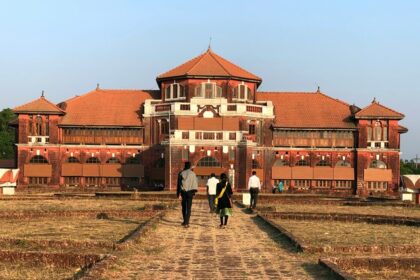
(28, 136, 49, 145)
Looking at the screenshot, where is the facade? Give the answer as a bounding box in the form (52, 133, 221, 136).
(12, 49, 407, 196)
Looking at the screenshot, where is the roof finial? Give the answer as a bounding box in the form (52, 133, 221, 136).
(208, 37, 212, 51)
(372, 97, 377, 103)
(41, 90, 45, 98)
(96, 83, 100, 90)
(317, 86, 320, 93)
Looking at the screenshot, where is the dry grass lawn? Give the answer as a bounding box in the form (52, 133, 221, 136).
(0, 261, 78, 280)
(346, 267, 420, 280)
(0, 217, 145, 243)
(274, 219, 420, 246)
(266, 204, 420, 218)
(0, 199, 151, 212)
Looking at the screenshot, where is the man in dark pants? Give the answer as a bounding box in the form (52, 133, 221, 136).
(248, 170, 261, 209)
(177, 162, 198, 228)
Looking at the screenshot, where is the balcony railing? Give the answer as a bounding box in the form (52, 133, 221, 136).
(28, 136, 49, 145)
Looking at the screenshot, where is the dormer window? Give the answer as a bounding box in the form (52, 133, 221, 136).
(194, 81, 222, 98)
(233, 83, 252, 102)
(165, 83, 185, 101)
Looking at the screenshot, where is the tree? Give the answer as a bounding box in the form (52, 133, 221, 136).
(0, 108, 16, 159)
(400, 160, 420, 175)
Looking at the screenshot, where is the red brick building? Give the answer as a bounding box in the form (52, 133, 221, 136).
(12, 49, 407, 195)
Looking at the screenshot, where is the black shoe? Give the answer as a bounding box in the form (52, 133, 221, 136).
(181, 222, 186, 226)
(184, 224, 189, 228)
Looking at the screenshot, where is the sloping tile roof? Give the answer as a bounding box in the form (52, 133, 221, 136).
(256, 91, 356, 129)
(13, 96, 64, 114)
(157, 48, 261, 83)
(355, 100, 404, 119)
(59, 89, 160, 126)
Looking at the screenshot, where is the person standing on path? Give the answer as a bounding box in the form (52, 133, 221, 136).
(206, 173, 219, 213)
(248, 171, 261, 209)
(215, 173, 233, 228)
(176, 161, 198, 228)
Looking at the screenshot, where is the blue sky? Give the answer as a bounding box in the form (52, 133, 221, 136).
(0, 0, 419, 159)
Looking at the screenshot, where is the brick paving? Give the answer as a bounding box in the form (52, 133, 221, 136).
(102, 200, 334, 279)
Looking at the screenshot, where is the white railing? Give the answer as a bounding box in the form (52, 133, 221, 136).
(28, 136, 49, 145)
(143, 98, 274, 118)
(367, 141, 388, 149)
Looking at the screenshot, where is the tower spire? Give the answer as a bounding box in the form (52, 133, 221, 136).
(41, 90, 45, 98)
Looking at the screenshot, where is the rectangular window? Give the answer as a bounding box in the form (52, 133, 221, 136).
(182, 132, 189, 139)
(203, 132, 215, 140)
(85, 177, 100, 186)
(249, 124, 256, 135)
(106, 177, 121, 186)
(195, 132, 202, 140)
(216, 133, 223, 140)
(229, 132, 236, 140)
(64, 176, 80, 186)
(28, 177, 48, 185)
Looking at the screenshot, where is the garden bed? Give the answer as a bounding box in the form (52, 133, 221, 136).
(320, 257, 420, 280)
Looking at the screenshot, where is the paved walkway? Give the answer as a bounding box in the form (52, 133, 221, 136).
(102, 200, 333, 280)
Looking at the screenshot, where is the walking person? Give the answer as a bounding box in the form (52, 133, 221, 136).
(206, 173, 219, 213)
(277, 180, 284, 193)
(248, 171, 261, 209)
(176, 162, 198, 228)
(215, 173, 233, 228)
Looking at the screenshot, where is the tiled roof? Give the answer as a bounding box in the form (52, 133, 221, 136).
(13, 96, 64, 114)
(157, 48, 261, 83)
(256, 91, 356, 129)
(355, 100, 404, 119)
(59, 89, 160, 126)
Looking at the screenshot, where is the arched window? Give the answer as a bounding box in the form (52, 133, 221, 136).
(86, 157, 100, 164)
(197, 156, 221, 167)
(273, 159, 289, 166)
(35, 115, 43, 136)
(165, 83, 185, 100)
(67, 157, 80, 163)
(316, 160, 330, 167)
(126, 156, 141, 164)
(373, 121, 382, 141)
(29, 155, 48, 164)
(106, 157, 120, 164)
(252, 159, 260, 169)
(369, 121, 388, 142)
(194, 82, 222, 98)
(296, 159, 309, 166)
(370, 160, 387, 169)
(232, 84, 252, 102)
(336, 160, 351, 167)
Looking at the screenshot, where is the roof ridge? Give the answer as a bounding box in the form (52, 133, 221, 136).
(257, 91, 316, 94)
(158, 52, 205, 78)
(207, 50, 230, 76)
(211, 51, 261, 80)
(186, 51, 210, 75)
(317, 91, 351, 107)
(356, 101, 404, 117)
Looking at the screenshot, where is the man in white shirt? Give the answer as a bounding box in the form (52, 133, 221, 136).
(248, 171, 261, 209)
(206, 173, 219, 213)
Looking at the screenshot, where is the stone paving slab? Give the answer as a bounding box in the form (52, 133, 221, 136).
(101, 201, 334, 279)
